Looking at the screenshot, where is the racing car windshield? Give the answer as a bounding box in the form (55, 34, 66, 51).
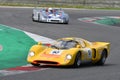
(52, 40, 77, 49)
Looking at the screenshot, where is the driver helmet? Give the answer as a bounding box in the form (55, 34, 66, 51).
(48, 7, 53, 13)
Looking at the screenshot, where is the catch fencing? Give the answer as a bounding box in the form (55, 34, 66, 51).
(0, 0, 120, 8)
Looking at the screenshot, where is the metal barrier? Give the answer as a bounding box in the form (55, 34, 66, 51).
(0, 0, 120, 8)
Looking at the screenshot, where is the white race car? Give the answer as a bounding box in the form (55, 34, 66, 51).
(32, 8, 69, 24)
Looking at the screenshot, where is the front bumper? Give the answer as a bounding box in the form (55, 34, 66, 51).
(27, 54, 74, 66)
(46, 19, 64, 23)
(41, 17, 64, 23)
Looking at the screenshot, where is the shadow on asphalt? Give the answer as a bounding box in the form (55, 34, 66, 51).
(32, 20, 69, 25)
(36, 63, 116, 69)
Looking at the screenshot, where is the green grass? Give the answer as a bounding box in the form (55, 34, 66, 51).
(0, 3, 34, 7)
(0, 24, 37, 69)
(95, 18, 120, 25)
(0, 3, 120, 10)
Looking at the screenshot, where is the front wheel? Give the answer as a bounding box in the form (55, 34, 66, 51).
(64, 21, 69, 24)
(31, 63, 40, 67)
(63, 18, 69, 24)
(73, 52, 81, 68)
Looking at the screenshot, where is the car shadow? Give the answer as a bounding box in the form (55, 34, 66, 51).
(33, 21, 69, 25)
(37, 63, 116, 69)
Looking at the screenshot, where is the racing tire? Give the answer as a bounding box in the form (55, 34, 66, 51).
(32, 14, 35, 22)
(73, 52, 81, 68)
(96, 49, 107, 65)
(64, 21, 69, 24)
(38, 13, 42, 22)
(31, 63, 40, 67)
(63, 18, 69, 24)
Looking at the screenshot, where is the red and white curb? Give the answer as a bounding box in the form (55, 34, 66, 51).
(0, 64, 47, 76)
(78, 16, 120, 23)
(24, 31, 55, 44)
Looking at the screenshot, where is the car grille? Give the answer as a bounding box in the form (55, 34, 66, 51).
(51, 20, 60, 22)
(34, 60, 59, 65)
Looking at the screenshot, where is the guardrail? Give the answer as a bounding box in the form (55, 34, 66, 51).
(0, 0, 120, 8)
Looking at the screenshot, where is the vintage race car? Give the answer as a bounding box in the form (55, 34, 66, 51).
(27, 37, 110, 68)
(32, 7, 69, 24)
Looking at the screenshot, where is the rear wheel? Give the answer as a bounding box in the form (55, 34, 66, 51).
(97, 50, 107, 65)
(32, 14, 35, 22)
(73, 52, 81, 68)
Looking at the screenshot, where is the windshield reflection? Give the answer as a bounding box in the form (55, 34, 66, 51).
(51, 40, 77, 49)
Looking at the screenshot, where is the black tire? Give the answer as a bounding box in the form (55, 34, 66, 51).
(38, 13, 41, 22)
(31, 63, 40, 67)
(63, 18, 69, 24)
(97, 50, 107, 65)
(32, 14, 35, 22)
(73, 52, 81, 68)
(64, 21, 69, 24)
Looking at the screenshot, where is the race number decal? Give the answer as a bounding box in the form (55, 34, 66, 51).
(84, 48, 92, 58)
(88, 50, 92, 58)
(50, 50, 63, 55)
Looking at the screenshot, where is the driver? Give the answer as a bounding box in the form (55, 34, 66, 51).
(48, 7, 53, 14)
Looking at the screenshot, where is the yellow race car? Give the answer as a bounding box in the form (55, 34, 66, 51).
(27, 37, 110, 68)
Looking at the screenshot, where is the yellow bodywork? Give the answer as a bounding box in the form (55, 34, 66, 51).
(27, 37, 110, 66)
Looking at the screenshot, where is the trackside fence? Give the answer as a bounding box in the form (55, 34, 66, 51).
(0, 0, 120, 8)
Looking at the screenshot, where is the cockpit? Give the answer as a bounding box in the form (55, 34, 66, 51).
(51, 40, 78, 49)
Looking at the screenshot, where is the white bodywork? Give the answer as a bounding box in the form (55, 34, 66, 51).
(32, 8, 69, 24)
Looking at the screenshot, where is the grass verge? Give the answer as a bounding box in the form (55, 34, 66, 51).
(0, 3, 120, 10)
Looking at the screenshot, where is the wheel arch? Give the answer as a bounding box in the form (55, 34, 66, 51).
(92, 48, 108, 59)
(74, 50, 82, 61)
(73, 50, 82, 68)
(103, 48, 108, 58)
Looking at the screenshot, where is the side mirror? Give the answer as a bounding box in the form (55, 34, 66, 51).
(38, 42, 42, 45)
(76, 45, 81, 48)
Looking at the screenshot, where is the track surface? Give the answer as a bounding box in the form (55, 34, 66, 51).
(0, 7, 120, 80)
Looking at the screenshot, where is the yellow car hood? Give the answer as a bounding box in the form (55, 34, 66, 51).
(36, 48, 68, 60)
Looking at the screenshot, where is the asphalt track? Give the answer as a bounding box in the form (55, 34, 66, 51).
(0, 7, 120, 80)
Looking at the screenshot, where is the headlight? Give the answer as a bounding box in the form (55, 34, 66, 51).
(66, 54, 72, 60)
(28, 52, 35, 57)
